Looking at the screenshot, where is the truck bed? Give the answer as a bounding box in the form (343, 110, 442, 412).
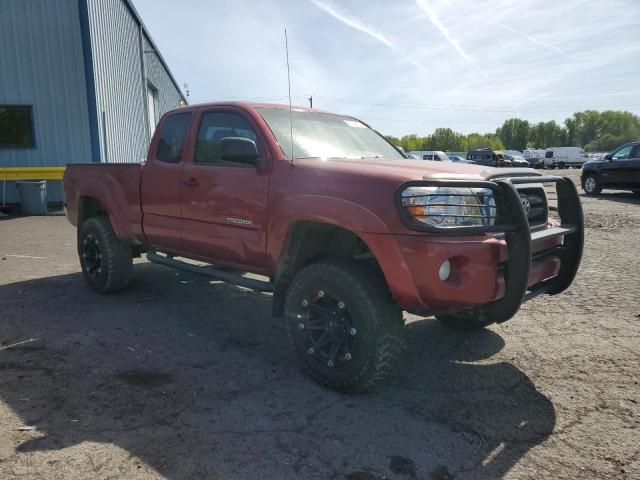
(63, 163, 146, 245)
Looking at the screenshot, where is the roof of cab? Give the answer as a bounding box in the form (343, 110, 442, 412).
(175, 101, 333, 114)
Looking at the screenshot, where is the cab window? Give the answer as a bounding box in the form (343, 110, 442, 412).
(156, 113, 191, 163)
(612, 145, 633, 161)
(195, 111, 261, 165)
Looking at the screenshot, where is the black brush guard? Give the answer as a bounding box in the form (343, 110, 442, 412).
(396, 175, 584, 322)
(488, 176, 583, 322)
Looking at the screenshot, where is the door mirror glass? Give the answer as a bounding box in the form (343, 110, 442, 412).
(220, 137, 259, 165)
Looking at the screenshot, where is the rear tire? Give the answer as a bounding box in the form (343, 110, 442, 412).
(284, 261, 404, 392)
(583, 174, 601, 195)
(79, 217, 133, 293)
(436, 311, 494, 331)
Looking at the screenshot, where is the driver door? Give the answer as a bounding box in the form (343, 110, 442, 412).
(179, 107, 270, 271)
(603, 144, 634, 187)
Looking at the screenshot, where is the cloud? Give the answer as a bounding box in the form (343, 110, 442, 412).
(309, 0, 393, 48)
(415, 0, 484, 75)
(494, 22, 573, 59)
(309, 0, 426, 70)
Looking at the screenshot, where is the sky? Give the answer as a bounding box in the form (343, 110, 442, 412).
(132, 0, 640, 137)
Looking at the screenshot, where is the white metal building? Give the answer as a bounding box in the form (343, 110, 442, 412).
(0, 0, 186, 203)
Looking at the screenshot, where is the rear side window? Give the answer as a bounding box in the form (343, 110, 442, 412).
(156, 113, 191, 163)
(194, 111, 261, 165)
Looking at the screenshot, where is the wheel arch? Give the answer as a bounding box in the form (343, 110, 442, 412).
(271, 221, 389, 317)
(77, 195, 108, 229)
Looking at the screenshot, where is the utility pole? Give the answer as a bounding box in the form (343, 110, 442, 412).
(308, 95, 313, 108)
(183, 82, 190, 101)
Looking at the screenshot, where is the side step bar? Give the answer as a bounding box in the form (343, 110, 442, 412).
(147, 252, 274, 292)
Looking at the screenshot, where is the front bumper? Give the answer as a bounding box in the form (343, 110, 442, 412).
(388, 176, 584, 320)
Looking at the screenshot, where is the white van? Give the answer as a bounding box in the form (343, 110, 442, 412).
(408, 150, 449, 162)
(544, 147, 588, 169)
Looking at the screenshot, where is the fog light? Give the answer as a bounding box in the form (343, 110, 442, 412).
(439, 260, 452, 281)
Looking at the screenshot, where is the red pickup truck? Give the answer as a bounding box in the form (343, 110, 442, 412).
(64, 102, 583, 391)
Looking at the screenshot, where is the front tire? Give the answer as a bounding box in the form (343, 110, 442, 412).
(583, 174, 601, 195)
(284, 261, 404, 392)
(79, 217, 133, 293)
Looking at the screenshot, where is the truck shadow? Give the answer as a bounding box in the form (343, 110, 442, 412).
(0, 263, 555, 479)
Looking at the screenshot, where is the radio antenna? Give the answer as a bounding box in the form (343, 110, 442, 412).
(284, 28, 294, 165)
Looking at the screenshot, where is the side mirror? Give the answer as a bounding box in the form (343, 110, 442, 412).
(604, 154, 612, 161)
(220, 137, 259, 165)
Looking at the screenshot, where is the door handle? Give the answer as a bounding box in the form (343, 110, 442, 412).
(183, 177, 199, 188)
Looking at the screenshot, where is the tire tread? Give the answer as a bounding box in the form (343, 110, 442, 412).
(79, 217, 132, 293)
(285, 261, 404, 392)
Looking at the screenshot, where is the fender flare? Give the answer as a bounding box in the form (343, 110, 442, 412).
(267, 195, 419, 316)
(267, 194, 392, 269)
(73, 179, 138, 242)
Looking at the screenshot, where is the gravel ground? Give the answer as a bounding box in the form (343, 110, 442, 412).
(0, 169, 638, 480)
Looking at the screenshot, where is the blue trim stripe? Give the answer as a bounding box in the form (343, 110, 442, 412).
(77, 0, 101, 163)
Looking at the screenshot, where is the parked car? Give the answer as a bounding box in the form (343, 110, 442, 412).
(523, 149, 545, 169)
(505, 154, 530, 168)
(447, 154, 472, 164)
(63, 102, 584, 392)
(466, 148, 512, 167)
(544, 147, 588, 169)
(408, 150, 450, 162)
(581, 141, 640, 195)
(504, 150, 523, 157)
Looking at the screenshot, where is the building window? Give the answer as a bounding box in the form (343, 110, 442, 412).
(0, 106, 35, 148)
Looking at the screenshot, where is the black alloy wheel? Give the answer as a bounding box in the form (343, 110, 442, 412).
(295, 289, 357, 369)
(284, 261, 403, 392)
(82, 233, 103, 282)
(78, 216, 133, 293)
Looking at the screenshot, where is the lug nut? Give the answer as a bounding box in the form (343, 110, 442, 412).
(344, 353, 352, 361)
(327, 360, 334, 367)
(318, 290, 325, 298)
(349, 328, 357, 336)
(338, 301, 345, 309)
(308, 348, 314, 354)
(297, 323, 305, 330)
(302, 299, 309, 307)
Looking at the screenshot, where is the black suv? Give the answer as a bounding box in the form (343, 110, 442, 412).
(581, 141, 640, 195)
(467, 148, 512, 167)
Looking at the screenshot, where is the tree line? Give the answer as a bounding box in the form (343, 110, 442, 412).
(385, 110, 640, 153)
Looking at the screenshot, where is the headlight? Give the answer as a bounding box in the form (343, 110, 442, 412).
(400, 186, 497, 227)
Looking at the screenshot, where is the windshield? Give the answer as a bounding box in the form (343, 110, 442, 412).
(257, 108, 404, 160)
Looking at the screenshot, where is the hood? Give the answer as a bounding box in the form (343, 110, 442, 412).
(297, 157, 540, 182)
